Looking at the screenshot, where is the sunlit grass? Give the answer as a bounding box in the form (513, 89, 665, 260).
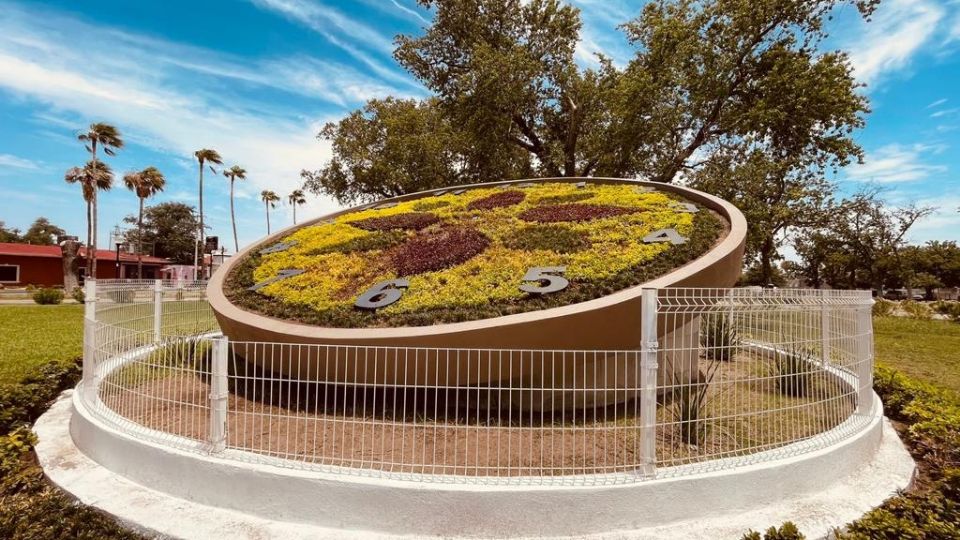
(873, 316, 960, 396)
(0, 304, 83, 384)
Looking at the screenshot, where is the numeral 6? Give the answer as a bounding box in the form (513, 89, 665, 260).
(355, 279, 410, 309)
(520, 266, 568, 294)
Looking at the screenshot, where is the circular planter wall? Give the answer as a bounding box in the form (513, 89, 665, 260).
(208, 178, 746, 408)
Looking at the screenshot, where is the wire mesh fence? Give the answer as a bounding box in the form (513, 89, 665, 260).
(82, 280, 876, 485)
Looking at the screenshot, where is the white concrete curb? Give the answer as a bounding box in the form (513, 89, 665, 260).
(35, 388, 915, 539)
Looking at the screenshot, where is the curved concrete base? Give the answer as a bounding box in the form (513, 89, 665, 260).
(36, 388, 915, 539)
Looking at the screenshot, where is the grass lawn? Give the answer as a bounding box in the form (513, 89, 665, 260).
(0, 304, 83, 385)
(873, 316, 960, 395)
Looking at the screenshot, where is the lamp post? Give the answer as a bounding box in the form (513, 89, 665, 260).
(115, 242, 122, 279)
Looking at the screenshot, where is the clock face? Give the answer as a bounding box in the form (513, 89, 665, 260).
(225, 181, 724, 328)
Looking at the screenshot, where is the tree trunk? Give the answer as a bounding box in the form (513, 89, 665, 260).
(90, 142, 99, 279)
(293, 203, 297, 225)
(61, 239, 80, 292)
(266, 203, 271, 235)
(230, 179, 238, 253)
(198, 159, 205, 280)
(85, 200, 92, 279)
(137, 197, 144, 279)
(759, 237, 775, 286)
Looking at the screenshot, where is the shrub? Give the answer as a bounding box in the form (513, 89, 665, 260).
(310, 230, 406, 255)
(71, 286, 85, 304)
(350, 212, 439, 231)
(872, 298, 895, 317)
(669, 360, 720, 446)
(31, 288, 64, 305)
(774, 347, 815, 398)
(900, 300, 932, 320)
(701, 314, 739, 361)
(502, 224, 589, 253)
(389, 227, 491, 275)
(741, 522, 805, 540)
(466, 190, 525, 210)
(932, 301, 960, 322)
(110, 289, 134, 304)
(412, 200, 450, 211)
(518, 203, 637, 223)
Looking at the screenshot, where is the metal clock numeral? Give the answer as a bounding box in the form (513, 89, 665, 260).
(520, 266, 569, 294)
(643, 228, 688, 245)
(355, 279, 410, 309)
(259, 240, 298, 255)
(248, 269, 305, 292)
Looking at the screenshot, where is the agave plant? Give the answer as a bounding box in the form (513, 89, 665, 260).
(775, 346, 815, 398)
(701, 313, 740, 361)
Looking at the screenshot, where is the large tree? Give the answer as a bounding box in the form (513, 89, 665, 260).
(65, 160, 114, 274)
(0, 221, 20, 243)
(78, 123, 123, 278)
(194, 149, 223, 278)
(123, 167, 166, 278)
(21, 217, 66, 245)
(123, 202, 201, 265)
(223, 165, 247, 253)
(302, 98, 531, 205)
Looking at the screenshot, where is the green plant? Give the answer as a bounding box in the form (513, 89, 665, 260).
(872, 298, 895, 317)
(900, 300, 932, 320)
(742, 522, 805, 540)
(71, 286, 85, 304)
(701, 314, 740, 361)
(774, 347, 815, 398)
(31, 288, 64, 305)
(669, 358, 721, 446)
(932, 300, 960, 323)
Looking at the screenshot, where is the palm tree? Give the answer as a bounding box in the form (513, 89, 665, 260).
(288, 189, 306, 225)
(261, 190, 280, 235)
(78, 123, 123, 278)
(193, 149, 223, 279)
(65, 161, 114, 281)
(223, 165, 247, 253)
(123, 167, 166, 279)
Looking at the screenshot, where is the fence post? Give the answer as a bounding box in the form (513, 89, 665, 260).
(153, 279, 163, 343)
(856, 298, 875, 415)
(639, 288, 659, 478)
(209, 337, 229, 454)
(820, 289, 830, 367)
(82, 279, 98, 403)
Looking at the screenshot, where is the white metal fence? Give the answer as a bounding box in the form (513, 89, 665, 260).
(81, 280, 875, 485)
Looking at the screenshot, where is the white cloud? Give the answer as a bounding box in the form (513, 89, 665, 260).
(926, 98, 948, 108)
(846, 0, 945, 85)
(931, 107, 960, 118)
(0, 153, 40, 170)
(845, 143, 948, 183)
(905, 193, 960, 243)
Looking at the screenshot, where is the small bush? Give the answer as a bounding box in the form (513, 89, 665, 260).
(534, 191, 596, 205)
(742, 522, 805, 540)
(872, 298, 896, 317)
(701, 314, 740, 361)
(932, 300, 960, 322)
(669, 361, 720, 446)
(900, 300, 932, 320)
(774, 347, 815, 398)
(24, 284, 36, 292)
(31, 288, 64, 305)
(71, 286, 85, 304)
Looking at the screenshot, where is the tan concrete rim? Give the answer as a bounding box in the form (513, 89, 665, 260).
(207, 177, 748, 339)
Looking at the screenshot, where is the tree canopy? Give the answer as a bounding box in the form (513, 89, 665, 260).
(123, 202, 201, 265)
(304, 0, 876, 218)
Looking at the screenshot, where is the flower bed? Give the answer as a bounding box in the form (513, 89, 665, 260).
(225, 182, 725, 328)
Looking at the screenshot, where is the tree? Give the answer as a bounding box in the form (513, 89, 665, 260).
(78, 123, 123, 278)
(385, 0, 873, 182)
(287, 189, 306, 225)
(301, 98, 530, 205)
(21, 217, 65, 245)
(194, 149, 223, 277)
(260, 190, 280, 235)
(123, 167, 166, 278)
(223, 165, 247, 253)
(123, 202, 201, 265)
(795, 191, 935, 290)
(65, 160, 114, 274)
(0, 221, 21, 243)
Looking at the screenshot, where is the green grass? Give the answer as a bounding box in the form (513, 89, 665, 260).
(874, 316, 960, 395)
(0, 305, 83, 385)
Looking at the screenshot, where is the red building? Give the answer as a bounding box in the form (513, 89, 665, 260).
(0, 243, 170, 287)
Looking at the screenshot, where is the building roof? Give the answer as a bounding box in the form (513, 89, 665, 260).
(0, 243, 170, 264)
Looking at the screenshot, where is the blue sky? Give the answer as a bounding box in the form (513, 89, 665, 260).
(0, 0, 958, 253)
